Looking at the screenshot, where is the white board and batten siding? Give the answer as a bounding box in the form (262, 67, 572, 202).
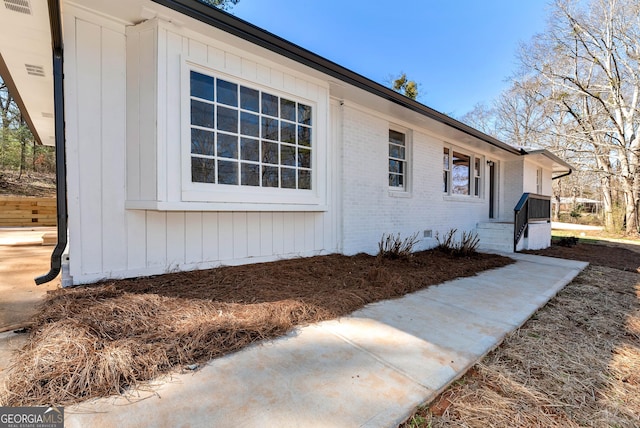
(63, 6, 340, 284)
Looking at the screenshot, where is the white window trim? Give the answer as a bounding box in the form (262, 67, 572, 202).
(442, 144, 484, 199)
(180, 58, 327, 209)
(388, 125, 412, 194)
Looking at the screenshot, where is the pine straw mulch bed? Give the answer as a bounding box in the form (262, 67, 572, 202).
(0, 250, 512, 407)
(524, 241, 640, 273)
(401, 243, 640, 428)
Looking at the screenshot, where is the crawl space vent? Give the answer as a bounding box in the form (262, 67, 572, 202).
(4, 0, 31, 15)
(25, 64, 45, 77)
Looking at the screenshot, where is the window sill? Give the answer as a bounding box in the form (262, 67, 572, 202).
(388, 189, 412, 198)
(442, 195, 484, 203)
(125, 200, 328, 212)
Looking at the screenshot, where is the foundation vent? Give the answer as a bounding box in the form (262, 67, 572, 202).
(4, 0, 31, 15)
(25, 64, 45, 77)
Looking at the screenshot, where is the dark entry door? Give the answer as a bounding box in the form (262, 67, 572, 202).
(489, 162, 496, 219)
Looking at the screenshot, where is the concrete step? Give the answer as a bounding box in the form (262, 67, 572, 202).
(478, 242, 513, 253)
(476, 221, 514, 230)
(42, 232, 57, 246)
(476, 222, 514, 253)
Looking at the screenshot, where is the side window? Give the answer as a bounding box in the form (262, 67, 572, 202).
(536, 167, 543, 194)
(474, 157, 481, 197)
(443, 148, 450, 193)
(388, 130, 406, 189)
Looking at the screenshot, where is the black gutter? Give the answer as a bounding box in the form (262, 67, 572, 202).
(35, 0, 67, 285)
(552, 170, 572, 180)
(151, 0, 522, 156)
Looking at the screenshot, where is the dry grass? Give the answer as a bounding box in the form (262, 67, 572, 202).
(401, 260, 640, 427)
(0, 250, 512, 407)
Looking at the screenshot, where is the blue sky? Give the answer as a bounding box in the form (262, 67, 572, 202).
(229, 1, 550, 118)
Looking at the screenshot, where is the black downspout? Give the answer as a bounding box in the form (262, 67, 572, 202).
(35, 0, 67, 285)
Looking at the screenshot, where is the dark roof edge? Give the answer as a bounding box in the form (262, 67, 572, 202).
(0, 53, 43, 145)
(151, 0, 521, 156)
(48, 0, 63, 53)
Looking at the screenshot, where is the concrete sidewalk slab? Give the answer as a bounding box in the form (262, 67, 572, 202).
(0, 229, 59, 331)
(62, 254, 588, 428)
(0, 227, 56, 246)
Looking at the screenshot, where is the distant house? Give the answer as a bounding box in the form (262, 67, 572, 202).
(0, 0, 572, 286)
(554, 197, 602, 214)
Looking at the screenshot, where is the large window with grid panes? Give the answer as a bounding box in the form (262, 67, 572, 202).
(443, 146, 482, 197)
(189, 70, 313, 191)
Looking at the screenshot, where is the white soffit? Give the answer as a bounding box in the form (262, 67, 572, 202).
(0, 0, 54, 145)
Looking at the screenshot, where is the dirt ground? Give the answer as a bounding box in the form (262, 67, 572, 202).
(401, 239, 640, 427)
(0, 250, 512, 406)
(0, 171, 56, 198)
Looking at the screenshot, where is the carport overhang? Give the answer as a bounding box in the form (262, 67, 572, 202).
(0, 0, 55, 146)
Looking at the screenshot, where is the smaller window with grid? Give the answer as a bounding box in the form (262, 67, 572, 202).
(443, 147, 450, 193)
(388, 130, 406, 189)
(474, 157, 481, 197)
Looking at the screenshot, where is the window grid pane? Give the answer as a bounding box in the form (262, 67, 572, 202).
(474, 158, 481, 197)
(189, 70, 312, 189)
(388, 130, 406, 189)
(443, 148, 450, 193)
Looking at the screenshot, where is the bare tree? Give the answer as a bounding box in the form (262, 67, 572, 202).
(521, 0, 640, 234)
(459, 102, 499, 137)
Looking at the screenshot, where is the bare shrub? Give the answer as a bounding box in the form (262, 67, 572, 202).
(435, 229, 480, 257)
(377, 232, 420, 259)
(435, 229, 457, 253)
(458, 230, 480, 256)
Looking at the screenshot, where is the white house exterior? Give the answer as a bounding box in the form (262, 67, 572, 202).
(0, 0, 572, 286)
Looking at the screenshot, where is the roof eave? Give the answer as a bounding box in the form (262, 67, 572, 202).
(524, 149, 573, 179)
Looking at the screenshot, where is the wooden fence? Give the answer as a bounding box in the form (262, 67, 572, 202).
(0, 196, 57, 227)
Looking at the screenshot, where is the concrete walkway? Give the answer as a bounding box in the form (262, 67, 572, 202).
(0, 227, 59, 331)
(0, 227, 59, 383)
(551, 221, 603, 231)
(61, 253, 587, 428)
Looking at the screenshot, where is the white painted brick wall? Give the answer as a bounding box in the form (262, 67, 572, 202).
(341, 105, 492, 255)
(526, 222, 551, 250)
(501, 159, 524, 220)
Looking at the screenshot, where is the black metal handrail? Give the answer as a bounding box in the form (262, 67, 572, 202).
(513, 193, 551, 252)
